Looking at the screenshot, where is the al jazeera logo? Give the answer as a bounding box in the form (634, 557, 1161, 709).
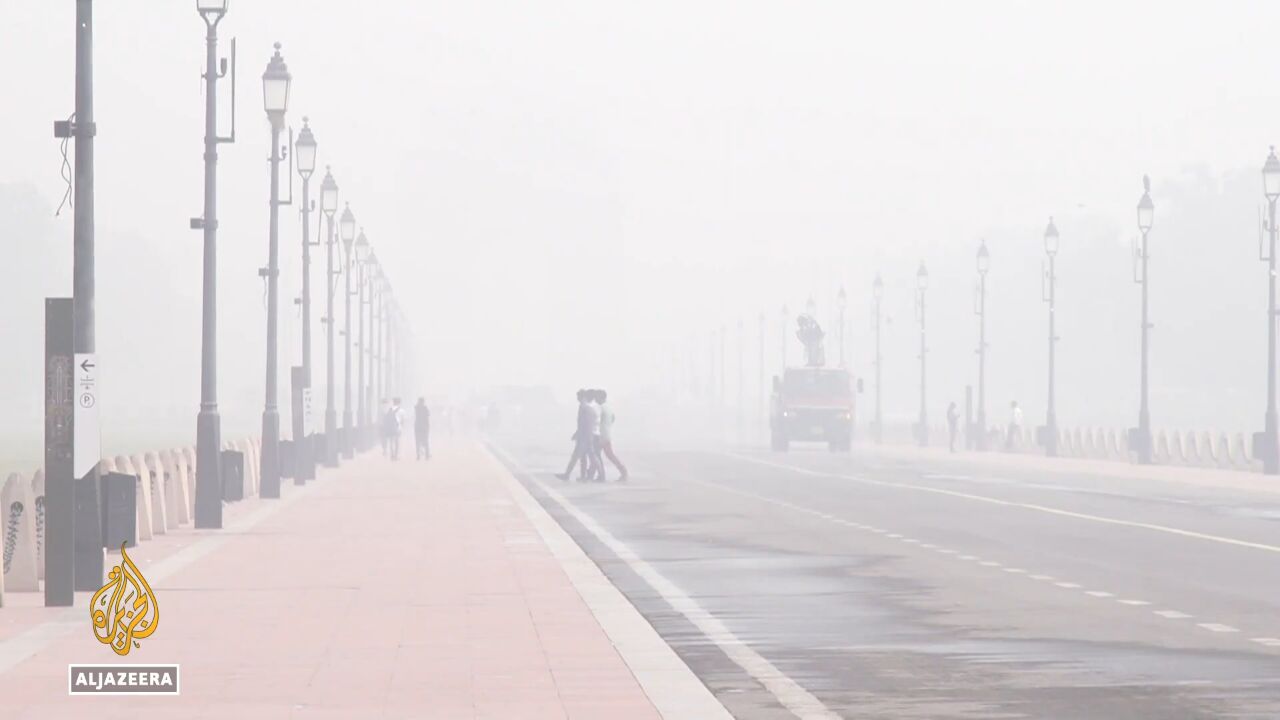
(68, 544, 179, 695)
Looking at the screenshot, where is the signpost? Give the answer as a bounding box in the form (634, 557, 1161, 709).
(45, 299, 75, 606)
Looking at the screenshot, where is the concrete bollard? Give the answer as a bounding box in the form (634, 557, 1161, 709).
(146, 452, 175, 531)
(30, 470, 44, 581)
(161, 449, 192, 526)
(134, 454, 166, 537)
(2, 473, 39, 592)
(117, 455, 153, 542)
(183, 447, 198, 520)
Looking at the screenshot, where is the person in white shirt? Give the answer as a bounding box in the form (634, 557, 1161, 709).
(557, 389, 602, 481)
(1007, 400, 1023, 450)
(595, 389, 628, 482)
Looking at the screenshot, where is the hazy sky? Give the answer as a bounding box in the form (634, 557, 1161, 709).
(2, 1, 1280, 461)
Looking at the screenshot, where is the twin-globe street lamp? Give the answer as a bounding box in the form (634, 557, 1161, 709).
(259, 42, 291, 498)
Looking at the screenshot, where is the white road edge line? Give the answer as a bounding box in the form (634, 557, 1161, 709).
(1197, 623, 1239, 633)
(726, 453, 1280, 556)
(484, 444, 818, 719)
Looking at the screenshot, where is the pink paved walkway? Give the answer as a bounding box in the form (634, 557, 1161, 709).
(0, 440, 663, 719)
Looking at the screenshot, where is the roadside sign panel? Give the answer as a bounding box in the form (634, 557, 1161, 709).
(73, 354, 99, 479)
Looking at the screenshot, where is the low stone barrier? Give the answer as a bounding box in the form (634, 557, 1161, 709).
(2, 473, 38, 592)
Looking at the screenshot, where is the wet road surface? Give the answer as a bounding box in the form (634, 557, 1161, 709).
(490, 432, 1280, 719)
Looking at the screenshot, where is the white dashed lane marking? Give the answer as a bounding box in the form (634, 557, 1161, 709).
(690, 476, 1278, 652)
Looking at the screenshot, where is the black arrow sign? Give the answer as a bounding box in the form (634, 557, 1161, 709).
(80, 359, 95, 373)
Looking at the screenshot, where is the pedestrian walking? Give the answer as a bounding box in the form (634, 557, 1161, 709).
(556, 390, 597, 481)
(414, 397, 431, 460)
(946, 401, 960, 453)
(379, 399, 391, 457)
(383, 398, 405, 460)
(596, 389, 628, 481)
(1006, 400, 1023, 450)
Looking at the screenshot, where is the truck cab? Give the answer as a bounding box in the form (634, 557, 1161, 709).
(770, 367, 855, 452)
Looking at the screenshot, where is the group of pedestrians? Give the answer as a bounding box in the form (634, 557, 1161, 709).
(945, 399, 1024, 452)
(556, 389, 628, 482)
(380, 397, 432, 461)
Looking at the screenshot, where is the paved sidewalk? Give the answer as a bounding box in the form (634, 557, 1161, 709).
(0, 439, 718, 719)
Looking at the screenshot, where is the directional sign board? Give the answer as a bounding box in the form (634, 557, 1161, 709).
(73, 354, 100, 478)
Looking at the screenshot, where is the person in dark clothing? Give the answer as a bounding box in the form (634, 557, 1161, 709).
(555, 389, 597, 481)
(415, 398, 431, 460)
(946, 401, 960, 453)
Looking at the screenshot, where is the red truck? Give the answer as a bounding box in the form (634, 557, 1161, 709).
(770, 367, 856, 452)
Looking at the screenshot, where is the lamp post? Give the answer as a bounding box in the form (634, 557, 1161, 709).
(194, 0, 233, 529)
(293, 117, 317, 483)
(1135, 177, 1154, 464)
(873, 273, 883, 444)
(915, 263, 928, 447)
(259, 43, 291, 499)
(1042, 217, 1060, 457)
(320, 167, 339, 467)
(975, 241, 990, 451)
(355, 232, 369, 445)
(1261, 148, 1280, 474)
(340, 206, 356, 458)
(368, 256, 381, 446)
(837, 285, 847, 368)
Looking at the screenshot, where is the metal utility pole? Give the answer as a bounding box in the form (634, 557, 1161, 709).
(356, 237, 369, 443)
(873, 274, 883, 444)
(320, 168, 339, 467)
(340, 208, 357, 459)
(915, 264, 929, 447)
(48, 0, 104, 602)
(1261, 148, 1280, 474)
(293, 119, 317, 484)
(1135, 177, 1154, 465)
(193, 0, 235, 529)
(975, 242, 989, 451)
(1042, 218, 1060, 457)
(259, 43, 292, 498)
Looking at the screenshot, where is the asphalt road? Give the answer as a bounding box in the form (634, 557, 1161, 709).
(489, 426, 1280, 719)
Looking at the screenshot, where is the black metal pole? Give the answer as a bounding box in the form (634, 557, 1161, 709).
(1138, 229, 1152, 464)
(260, 122, 283, 498)
(1267, 200, 1279, 474)
(874, 295, 882, 444)
(918, 290, 928, 447)
(195, 11, 225, 528)
(71, 0, 104, 592)
(342, 244, 354, 459)
(1046, 255, 1058, 457)
(356, 260, 367, 443)
(296, 170, 313, 484)
(324, 208, 338, 467)
(977, 274, 986, 451)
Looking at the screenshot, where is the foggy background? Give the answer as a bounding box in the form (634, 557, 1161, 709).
(0, 1, 1275, 466)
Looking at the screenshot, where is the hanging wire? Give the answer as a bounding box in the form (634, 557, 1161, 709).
(55, 113, 76, 217)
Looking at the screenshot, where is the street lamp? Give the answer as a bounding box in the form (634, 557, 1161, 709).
(1133, 176, 1155, 464)
(974, 240, 990, 451)
(1042, 217, 1060, 457)
(193, 0, 235, 529)
(916, 262, 929, 447)
(259, 42, 291, 499)
(293, 117, 318, 484)
(354, 230, 369, 445)
(320, 167, 339, 468)
(340, 205, 356, 459)
(1261, 148, 1280, 474)
(873, 273, 883, 444)
(837, 285, 847, 368)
